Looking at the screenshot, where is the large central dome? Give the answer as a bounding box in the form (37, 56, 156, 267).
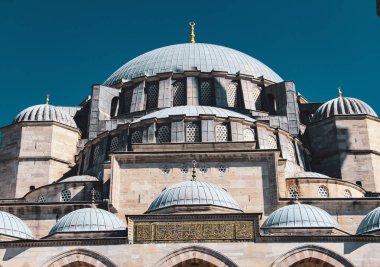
(104, 43, 283, 86)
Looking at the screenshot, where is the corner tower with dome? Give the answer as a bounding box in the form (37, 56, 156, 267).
(0, 24, 379, 266)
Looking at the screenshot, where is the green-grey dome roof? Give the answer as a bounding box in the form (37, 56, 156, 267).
(134, 105, 255, 123)
(262, 204, 339, 229)
(59, 175, 98, 183)
(312, 96, 377, 123)
(0, 211, 33, 239)
(49, 208, 126, 234)
(357, 207, 380, 234)
(104, 43, 283, 86)
(290, 171, 331, 179)
(147, 180, 241, 212)
(14, 104, 77, 128)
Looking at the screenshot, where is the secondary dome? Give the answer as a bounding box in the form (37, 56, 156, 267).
(147, 180, 241, 213)
(14, 104, 77, 128)
(289, 171, 331, 179)
(357, 207, 380, 235)
(49, 208, 126, 234)
(59, 175, 98, 183)
(0, 211, 33, 239)
(104, 43, 283, 86)
(262, 204, 339, 229)
(133, 105, 255, 123)
(312, 96, 377, 123)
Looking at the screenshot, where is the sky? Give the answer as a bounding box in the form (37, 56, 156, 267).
(0, 0, 379, 126)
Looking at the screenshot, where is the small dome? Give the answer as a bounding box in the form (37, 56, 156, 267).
(262, 204, 339, 229)
(104, 43, 283, 86)
(312, 96, 377, 123)
(134, 105, 255, 123)
(290, 171, 331, 179)
(0, 211, 33, 239)
(147, 180, 241, 212)
(14, 104, 77, 128)
(49, 208, 126, 235)
(357, 207, 380, 235)
(59, 175, 98, 183)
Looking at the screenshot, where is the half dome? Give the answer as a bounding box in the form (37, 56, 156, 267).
(357, 207, 380, 235)
(133, 105, 255, 123)
(49, 208, 126, 234)
(262, 204, 339, 229)
(0, 211, 33, 239)
(312, 96, 377, 123)
(104, 43, 283, 86)
(147, 180, 241, 213)
(14, 104, 77, 128)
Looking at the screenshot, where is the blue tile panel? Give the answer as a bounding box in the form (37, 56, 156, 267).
(134, 105, 256, 123)
(14, 104, 77, 128)
(49, 208, 126, 234)
(262, 204, 339, 228)
(357, 207, 380, 234)
(104, 43, 283, 86)
(0, 211, 34, 239)
(312, 96, 377, 123)
(147, 180, 241, 212)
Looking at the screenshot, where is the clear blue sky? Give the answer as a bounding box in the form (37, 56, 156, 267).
(0, 0, 379, 126)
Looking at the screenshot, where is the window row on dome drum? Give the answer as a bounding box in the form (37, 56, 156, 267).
(118, 78, 257, 115)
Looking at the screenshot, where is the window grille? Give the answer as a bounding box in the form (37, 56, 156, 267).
(93, 146, 100, 165)
(157, 125, 171, 143)
(173, 80, 186, 106)
(288, 185, 299, 198)
(252, 87, 262, 110)
(146, 83, 159, 109)
(131, 130, 143, 144)
(124, 89, 133, 114)
(267, 135, 277, 149)
(200, 166, 208, 174)
(287, 141, 295, 162)
(94, 190, 102, 201)
(243, 128, 255, 141)
(83, 151, 90, 171)
(215, 124, 228, 142)
(318, 185, 329, 198)
(110, 137, 119, 152)
(186, 123, 200, 143)
(162, 166, 170, 174)
(227, 81, 238, 107)
(61, 189, 71, 202)
(180, 166, 188, 174)
(199, 80, 212, 105)
(343, 189, 352, 198)
(37, 194, 46, 203)
(218, 165, 226, 173)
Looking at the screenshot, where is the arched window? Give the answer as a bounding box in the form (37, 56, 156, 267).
(110, 96, 119, 117)
(109, 136, 119, 152)
(61, 189, 71, 202)
(92, 145, 100, 165)
(287, 141, 295, 162)
(186, 123, 200, 143)
(37, 194, 46, 203)
(157, 125, 171, 143)
(215, 124, 228, 142)
(288, 185, 299, 198)
(123, 89, 133, 114)
(173, 80, 186, 106)
(243, 128, 255, 141)
(252, 87, 262, 110)
(146, 82, 159, 109)
(318, 185, 329, 198)
(227, 81, 239, 107)
(199, 79, 213, 106)
(267, 135, 277, 149)
(131, 130, 143, 144)
(343, 189, 352, 198)
(268, 94, 277, 114)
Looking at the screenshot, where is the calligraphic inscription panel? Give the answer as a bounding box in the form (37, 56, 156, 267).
(134, 221, 253, 242)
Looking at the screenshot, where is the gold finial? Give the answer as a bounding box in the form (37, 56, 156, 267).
(189, 21, 195, 44)
(191, 160, 197, 181)
(45, 94, 50, 104)
(338, 87, 342, 97)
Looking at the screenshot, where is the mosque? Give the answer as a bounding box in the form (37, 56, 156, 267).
(0, 23, 380, 266)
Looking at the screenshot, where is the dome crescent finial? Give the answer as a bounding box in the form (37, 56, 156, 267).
(189, 21, 195, 43)
(338, 87, 342, 97)
(45, 94, 50, 104)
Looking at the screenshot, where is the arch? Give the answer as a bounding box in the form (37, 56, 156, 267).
(41, 248, 117, 267)
(154, 245, 238, 267)
(110, 96, 119, 117)
(271, 245, 355, 267)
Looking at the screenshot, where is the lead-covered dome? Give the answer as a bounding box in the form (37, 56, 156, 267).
(147, 180, 241, 213)
(134, 105, 255, 123)
(262, 204, 339, 229)
(357, 207, 380, 235)
(312, 96, 377, 123)
(14, 104, 77, 128)
(49, 208, 126, 234)
(0, 211, 33, 239)
(288, 171, 331, 179)
(104, 43, 283, 86)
